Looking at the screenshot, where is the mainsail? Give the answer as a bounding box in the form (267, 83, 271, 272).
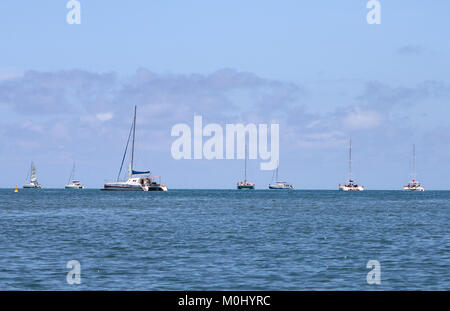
(30, 162, 37, 182)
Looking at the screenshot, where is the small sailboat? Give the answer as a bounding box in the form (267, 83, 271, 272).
(23, 162, 42, 189)
(237, 143, 255, 189)
(339, 138, 364, 191)
(103, 106, 168, 191)
(269, 161, 294, 190)
(65, 163, 84, 189)
(403, 144, 425, 191)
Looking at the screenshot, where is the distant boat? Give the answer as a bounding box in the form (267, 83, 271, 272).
(403, 144, 425, 192)
(65, 163, 84, 189)
(103, 106, 168, 191)
(339, 138, 364, 191)
(237, 143, 255, 189)
(269, 161, 294, 190)
(23, 162, 42, 189)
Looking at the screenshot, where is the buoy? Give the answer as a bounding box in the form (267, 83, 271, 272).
(14, 186, 18, 193)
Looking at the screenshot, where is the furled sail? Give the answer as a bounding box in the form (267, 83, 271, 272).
(30, 162, 37, 182)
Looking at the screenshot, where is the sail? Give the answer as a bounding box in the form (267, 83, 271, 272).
(30, 162, 37, 182)
(132, 170, 151, 175)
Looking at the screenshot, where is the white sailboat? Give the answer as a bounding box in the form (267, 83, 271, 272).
(339, 138, 364, 191)
(23, 162, 42, 189)
(237, 143, 255, 189)
(103, 106, 168, 191)
(403, 144, 425, 191)
(269, 161, 293, 190)
(65, 163, 84, 189)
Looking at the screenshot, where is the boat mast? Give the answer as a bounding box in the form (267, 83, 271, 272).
(412, 144, 416, 181)
(276, 161, 279, 182)
(131, 105, 137, 176)
(348, 138, 352, 182)
(244, 143, 247, 183)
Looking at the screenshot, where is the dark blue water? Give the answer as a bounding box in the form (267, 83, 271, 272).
(0, 189, 449, 290)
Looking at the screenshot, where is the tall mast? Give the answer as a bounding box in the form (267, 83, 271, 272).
(412, 144, 416, 181)
(244, 143, 247, 182)
(348, 138, 352, 182)
(131, 105, 137, 174)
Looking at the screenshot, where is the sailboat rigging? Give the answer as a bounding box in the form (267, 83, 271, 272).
(339, 138, 364, 191)
(23, 161, 42, 189)
(237, 143, 255, 189)
(403, 144, 425, 191)
(103, 106, 168, 191)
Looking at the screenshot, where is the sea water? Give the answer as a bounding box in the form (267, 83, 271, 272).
(0, 189, 448, 290)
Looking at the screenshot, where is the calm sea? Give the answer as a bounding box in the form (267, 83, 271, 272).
(0, 189, 448, 290)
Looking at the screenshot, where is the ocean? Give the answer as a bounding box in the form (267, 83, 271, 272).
(0, 189, 448, 290)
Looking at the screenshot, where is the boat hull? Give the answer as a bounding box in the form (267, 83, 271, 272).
(65, 185, 84, 189)
(269, 184, 293, 190)
(237, 185, 255, 190)
(23, 183, 42, 189)
(339, 185, 364, 191)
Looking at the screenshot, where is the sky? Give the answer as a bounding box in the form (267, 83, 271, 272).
(1, 0, 450, 189)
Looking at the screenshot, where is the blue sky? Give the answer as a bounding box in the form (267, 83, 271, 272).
(1, 1, 450, 189)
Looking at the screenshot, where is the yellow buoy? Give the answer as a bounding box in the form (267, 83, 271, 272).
(14, 186, 18, 193)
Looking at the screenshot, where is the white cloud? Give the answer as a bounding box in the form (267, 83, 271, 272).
(96, 112, 114, 122)
(342, 107, 383, 130)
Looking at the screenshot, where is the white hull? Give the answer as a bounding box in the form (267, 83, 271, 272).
(65, 184, 84, 189)
(23, 183, 42, 189)
(403, 184, 425, 191)
(269, 183, 294, 190)
(339, 184, 364, 191)
(103, 178, 168, 191)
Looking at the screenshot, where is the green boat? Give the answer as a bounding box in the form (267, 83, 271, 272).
(237, 143, 255, 189)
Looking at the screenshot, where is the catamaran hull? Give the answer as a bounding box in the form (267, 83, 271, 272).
(65, 185, 84, 189)
(339, 185, 364, 191)
(237, 185, 255, 190)
(23, 184, 42, 189)
(403, 186, 425, 192)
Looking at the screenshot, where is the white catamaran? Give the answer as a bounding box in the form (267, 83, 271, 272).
(23, 162, 42, 189)
(403, 144, 425, 191)
(269, 161, 294, 190)
(237, 143, 255, 189)
(103, 106, 168, 191)
(339, 138, 364, 191)
(65, 163, 84, 189)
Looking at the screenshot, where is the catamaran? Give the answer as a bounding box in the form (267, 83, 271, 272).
(269, 161, 293, 190)
(403, 144, 425, 191)
(103, 106, 168, 191)
(23, 162, 42, 189)
(339, 138, 364, 191)
(237, 143, 255, 189)
(65, 163, 84, 189)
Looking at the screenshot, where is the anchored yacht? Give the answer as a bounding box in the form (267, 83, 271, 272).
(65, 163, 84, 189)
(403, 144, 425, 191)
(23, 162, 42, 189)
(339, 138, 364, 191)
(237, 143, 255, 189)
(269, 162, 294, 190)
(103, 106, 168, 192)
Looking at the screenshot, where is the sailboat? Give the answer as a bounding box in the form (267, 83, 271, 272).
(237, 143, 255, 189)
(103, 106, 168, 191)
(403, 144, 425, 191)
(23, 162, 42, 189)
(65, 163, 84, 189)
(268, 161, 294, 190)
(339, 138, 364, 191)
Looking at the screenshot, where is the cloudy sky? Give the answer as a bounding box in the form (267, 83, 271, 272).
(1, 1, 450, 189)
